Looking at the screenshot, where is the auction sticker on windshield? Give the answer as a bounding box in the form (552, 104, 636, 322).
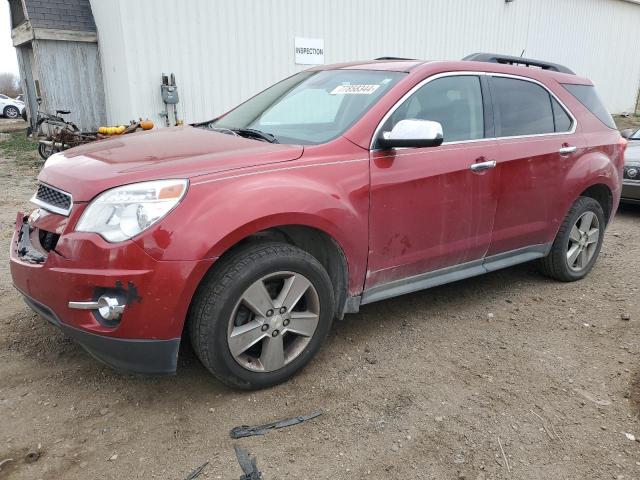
(330, 84, 381, 95)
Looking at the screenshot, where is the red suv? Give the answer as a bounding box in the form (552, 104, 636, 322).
(11, 53, 625, 389)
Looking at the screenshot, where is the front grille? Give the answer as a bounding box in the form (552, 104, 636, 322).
(624, 166, 639, 181)
(32, 183, 72, 215)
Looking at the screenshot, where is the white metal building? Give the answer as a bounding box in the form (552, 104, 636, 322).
(87, 0, 640, 126)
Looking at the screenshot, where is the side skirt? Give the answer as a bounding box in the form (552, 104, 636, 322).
(353, 243, 552, 308)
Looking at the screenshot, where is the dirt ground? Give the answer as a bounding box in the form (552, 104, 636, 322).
(0, 118, 639, 480)
(614, 114, 640, 132)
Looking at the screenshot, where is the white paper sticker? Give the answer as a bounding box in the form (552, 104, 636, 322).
(295, 37, 325, 65)
(330, 84, 381, 95)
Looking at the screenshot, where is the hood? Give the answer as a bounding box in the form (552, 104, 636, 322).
(626, 141, 640, 165)
(39, 125, 304, 201)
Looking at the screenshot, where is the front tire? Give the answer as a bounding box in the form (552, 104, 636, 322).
(189, 242, 335, 389)
(539, 196, 605, 282)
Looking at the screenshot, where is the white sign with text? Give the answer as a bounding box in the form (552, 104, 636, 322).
(294, 37, 324, 65)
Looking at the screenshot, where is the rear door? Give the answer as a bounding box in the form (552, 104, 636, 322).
(486, 75, 581, 257)
(365, 74, 500, 294)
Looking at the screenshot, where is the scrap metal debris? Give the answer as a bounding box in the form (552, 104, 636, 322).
(184, 461, 209, 480)
(230, 410, 322, 439)
(234, 445, 262, 480)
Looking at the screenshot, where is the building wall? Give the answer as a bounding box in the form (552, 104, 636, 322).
(90, 0, 640, 126)
(15, 44, 38, 124)
(33, 39, 106, 130)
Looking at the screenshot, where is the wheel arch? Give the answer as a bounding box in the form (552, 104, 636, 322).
(195, 218, 353, 320)
(579, 183, 613, 224)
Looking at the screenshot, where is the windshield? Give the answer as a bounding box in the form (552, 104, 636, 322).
(631, 129, 640, 140)
(212, 70, 405, 145)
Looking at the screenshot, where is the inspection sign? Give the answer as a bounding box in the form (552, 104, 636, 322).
(295, 37, 324, 65)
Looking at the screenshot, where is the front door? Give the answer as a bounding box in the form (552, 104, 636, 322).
(365, 74, 500, 297)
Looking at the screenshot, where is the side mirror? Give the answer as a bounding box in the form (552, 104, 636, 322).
(377, 119, 444, 149)
(621, 128, 634, 139)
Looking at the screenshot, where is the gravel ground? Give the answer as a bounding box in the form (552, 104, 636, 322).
(0, 119, 639, 480)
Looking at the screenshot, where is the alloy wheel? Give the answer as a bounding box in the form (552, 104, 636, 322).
(5, 107, 19, 119)
(566, 211, 600, 271)
(227, 271, 320, 372)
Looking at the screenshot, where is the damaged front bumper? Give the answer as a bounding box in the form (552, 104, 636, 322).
(10, 210, 214, 375)
(20, 293, 181, 374)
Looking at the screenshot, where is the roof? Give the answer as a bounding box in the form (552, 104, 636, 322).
(312, 58, 592, 85)
(309, 60, 426, 73)
(23, 0, 96, 32)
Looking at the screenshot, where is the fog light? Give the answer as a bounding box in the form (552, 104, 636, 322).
(97, 296, 125, 321)
(68, 295, 125, 321)
(628, 167, 638, 179)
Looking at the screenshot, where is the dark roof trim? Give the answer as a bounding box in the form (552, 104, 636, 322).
(374, 57, 417, 61)
(463, 52, 575, 75)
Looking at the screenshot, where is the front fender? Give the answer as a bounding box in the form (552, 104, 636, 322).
(134, 155, 370, 294)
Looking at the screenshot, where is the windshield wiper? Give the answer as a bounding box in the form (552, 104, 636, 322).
(232, 128, 279, 143)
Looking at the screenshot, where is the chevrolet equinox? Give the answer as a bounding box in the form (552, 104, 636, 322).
(11, 53, 626, 389)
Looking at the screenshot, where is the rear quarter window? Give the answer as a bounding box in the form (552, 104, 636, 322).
(562, 84, 616, 129)
(551, 97, 573, 132)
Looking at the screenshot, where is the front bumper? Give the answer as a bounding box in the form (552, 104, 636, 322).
(10, 211, 214, 375)
(622, 180, 640, 204)
(21, 293, 180, 374)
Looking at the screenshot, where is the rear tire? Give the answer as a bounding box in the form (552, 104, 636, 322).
(189, 242, 335, 390)
(538, 196, 605, 282)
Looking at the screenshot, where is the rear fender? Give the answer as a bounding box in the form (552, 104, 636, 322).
(559, 147, 620, 230)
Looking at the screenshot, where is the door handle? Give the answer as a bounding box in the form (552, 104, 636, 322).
(559, 146, 577, 155)
(470, 160, 496, 172)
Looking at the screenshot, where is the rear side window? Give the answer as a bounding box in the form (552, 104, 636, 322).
(562, 84, 615, 129)
(384, 75, 485, 142)
(551, 97, 572, 132)
(490, 77, 555, 137)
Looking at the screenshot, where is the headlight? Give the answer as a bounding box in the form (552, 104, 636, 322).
(76, 179, 188, 242)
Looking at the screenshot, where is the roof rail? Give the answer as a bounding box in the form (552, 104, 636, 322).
(462, 52, 575, 75)
(374, 56, 416, 61)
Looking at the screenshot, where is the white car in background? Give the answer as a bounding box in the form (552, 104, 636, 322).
(0, 94, 25, 119)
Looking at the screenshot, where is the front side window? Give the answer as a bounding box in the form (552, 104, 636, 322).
(382, 75, 484, 143)
(491, 77, 555, 137)
(213, 70, 405, 145)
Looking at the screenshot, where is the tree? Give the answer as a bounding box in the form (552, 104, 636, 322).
(0, 72, 22, 98)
